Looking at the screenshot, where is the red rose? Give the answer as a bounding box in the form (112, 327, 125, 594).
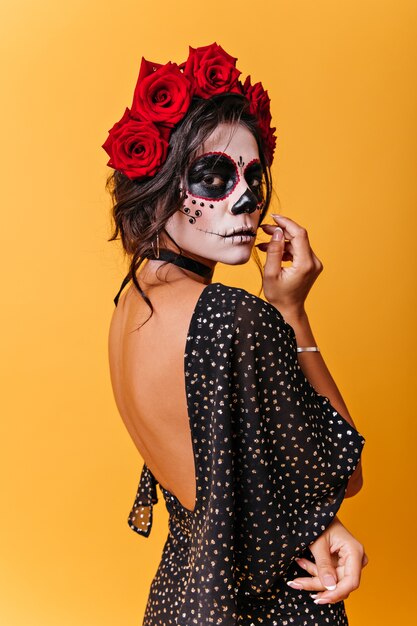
(131, 58, 193, 127)
(183, 42, 242, 98)
(243, 75, 272, 128)
(262, 126, 277, 165)
(102, 107, 169, 180)
(243, 76, 277, 164)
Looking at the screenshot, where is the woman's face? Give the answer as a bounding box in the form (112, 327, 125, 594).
(163, 122, 264, 268)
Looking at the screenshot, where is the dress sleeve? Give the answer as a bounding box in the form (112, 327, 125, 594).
(229, 291, 366, 595)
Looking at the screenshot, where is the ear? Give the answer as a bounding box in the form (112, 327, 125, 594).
(178, 176, 188, 194)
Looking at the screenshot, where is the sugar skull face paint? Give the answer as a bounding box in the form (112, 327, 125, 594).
(163, 123, 266, 268)
(186, 152, 239, 201)
(185, 152, 263, 206)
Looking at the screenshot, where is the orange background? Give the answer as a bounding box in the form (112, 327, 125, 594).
(1, 1, 416, 624)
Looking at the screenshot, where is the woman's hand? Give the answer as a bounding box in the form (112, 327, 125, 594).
(256, 214, 323, 315)
(286, 516, 369, 604)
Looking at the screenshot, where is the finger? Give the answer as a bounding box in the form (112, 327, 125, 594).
(259, 222, 289, 240)
(310, 249, 324, 274)
(294, 558, 318, 578)
(341, 547, 363, 591)
(287, 576, 327, 592)
(311, 550, 363, 605)
(288, 557, 345, 592)
(256, 238, 294, 258)
(309, 536, 338, 591)
(268, 215, 315, 271)
(311, 576, 357, 605)
(264, 215, 307, 241)
(257, 224, 290, 242)
(263, 227, 285, 280)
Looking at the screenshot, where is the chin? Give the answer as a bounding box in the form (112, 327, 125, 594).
(215, 246, 254, 266)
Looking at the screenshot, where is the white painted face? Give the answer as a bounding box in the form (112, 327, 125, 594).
(162, 122, 264, 267)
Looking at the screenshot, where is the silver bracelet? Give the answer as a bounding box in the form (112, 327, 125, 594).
(297, 346, 320, 353)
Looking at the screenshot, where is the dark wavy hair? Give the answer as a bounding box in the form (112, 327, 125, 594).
(105, 93, 275, 326)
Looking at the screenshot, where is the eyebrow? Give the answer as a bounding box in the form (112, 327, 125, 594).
(189, 151, 236, 170)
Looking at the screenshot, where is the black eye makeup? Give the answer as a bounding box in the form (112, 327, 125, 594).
(186, 152, 239, 201)
(244, 159, 264, 200)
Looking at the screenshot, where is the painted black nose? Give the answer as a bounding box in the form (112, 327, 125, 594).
(231, 189, 259, 215)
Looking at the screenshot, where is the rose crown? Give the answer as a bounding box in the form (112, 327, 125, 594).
(102, 42, 277, 181)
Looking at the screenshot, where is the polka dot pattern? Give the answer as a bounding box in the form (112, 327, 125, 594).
(124, 282, 366, 625)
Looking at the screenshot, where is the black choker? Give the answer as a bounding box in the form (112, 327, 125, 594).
(144, 248, 214, 278)
(113, 249, 214, 306)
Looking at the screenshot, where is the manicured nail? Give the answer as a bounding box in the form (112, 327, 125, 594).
(314, 598, 329, 604)
(287, 581, 303, 589)
(272, 227, 283, 240)
(310, 594, 318, 599)
(271, 213, 281, 218)
(323, 575, 337, 590)
(295, 559, 307, 569)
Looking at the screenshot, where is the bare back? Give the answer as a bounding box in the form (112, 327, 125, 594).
(108, 273, 209, 513)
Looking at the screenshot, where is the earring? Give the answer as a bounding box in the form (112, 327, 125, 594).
(151, 231, 160, 259)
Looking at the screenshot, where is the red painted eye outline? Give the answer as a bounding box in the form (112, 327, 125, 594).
(185, 151, 240, 202)
(243, 157, 262, 173)
(243, 158, 262, 180)
(243, 158, 264, 194)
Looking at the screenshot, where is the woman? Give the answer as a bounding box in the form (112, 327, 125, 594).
(104, 43, 367, 626)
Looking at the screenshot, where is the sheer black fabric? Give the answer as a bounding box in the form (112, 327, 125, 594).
(121, 282, 365, 625)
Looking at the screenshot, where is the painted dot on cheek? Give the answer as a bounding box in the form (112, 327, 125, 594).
(192, 200, 196, 204)
(200, 202, 205, 207)
(209, 204, 214, 208)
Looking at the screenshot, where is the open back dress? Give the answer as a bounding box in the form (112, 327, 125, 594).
(113, 280, 366, 626)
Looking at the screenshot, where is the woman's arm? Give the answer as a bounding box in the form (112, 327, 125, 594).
(278, 308, 363, 497)
(257, 214, 363, 498)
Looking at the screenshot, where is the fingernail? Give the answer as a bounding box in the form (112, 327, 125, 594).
(314, 598, 329, 604)
(287, 581, 303, 589)
(271, 213, 281, 218)
(310, 594, 318, 599)
(323, 575, 337, 591)
(295, 559, 307, 569)
(272, 227, 283, 241)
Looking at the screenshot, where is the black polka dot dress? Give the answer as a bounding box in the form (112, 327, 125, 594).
(121, 282, 366, 625)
